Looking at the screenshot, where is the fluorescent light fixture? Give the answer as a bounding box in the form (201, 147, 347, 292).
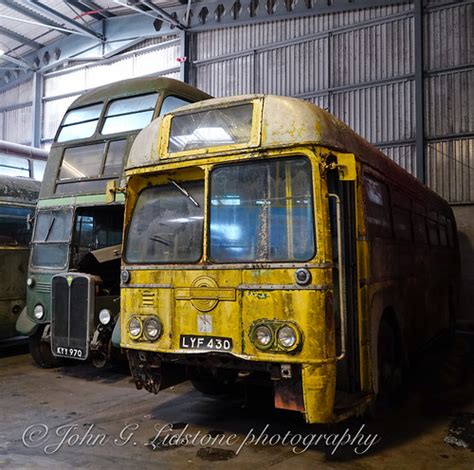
(0, 49, 5, 56)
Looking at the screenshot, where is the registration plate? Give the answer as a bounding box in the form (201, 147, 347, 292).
(180, 335, 232, 351)
(55, 346, 86, 359)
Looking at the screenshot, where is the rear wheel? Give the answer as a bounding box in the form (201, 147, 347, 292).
(29, 326, 62, 368)
(377, 318, 404, 406)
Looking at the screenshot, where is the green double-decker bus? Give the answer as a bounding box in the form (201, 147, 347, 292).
(16, 77, 210, 367)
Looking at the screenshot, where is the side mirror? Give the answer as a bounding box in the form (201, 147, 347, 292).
(335, 152, 356, 181)
(26, 212, 34, 231)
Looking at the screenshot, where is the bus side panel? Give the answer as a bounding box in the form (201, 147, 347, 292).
(0, 248, 29, 339)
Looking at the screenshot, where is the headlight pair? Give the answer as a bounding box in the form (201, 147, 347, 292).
(251, 321, 300, 352)
(128, 315, 162, 341)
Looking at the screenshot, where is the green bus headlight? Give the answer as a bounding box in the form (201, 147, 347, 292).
(33, 304, 44, 320)
(144, 317, 162, 341)
(277, 325, 297, 349)
(128, 317, 142, 338)
(253, 324, 273, 349)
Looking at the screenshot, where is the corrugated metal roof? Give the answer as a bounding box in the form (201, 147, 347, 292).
(0, 0, 183, 62)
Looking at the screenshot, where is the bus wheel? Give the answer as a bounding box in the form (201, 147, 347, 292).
(29, 326, 61, 368)
(377, 318, 403, 406)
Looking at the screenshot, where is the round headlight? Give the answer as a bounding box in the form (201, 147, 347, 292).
(99, 309, 112, 325)
(33, 304, 44, 320)
(144, 317, 162, 341)
(253, 325, 273, 348)
(128, 317, 142, 338)
(277, 325, 297, 349)
(26, 277, 35, 288)
(121, 269, 130, 284)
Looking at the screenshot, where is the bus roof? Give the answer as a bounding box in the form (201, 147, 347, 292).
(0, 175, 40, 205)
(70, 76, 211, 109)
(127, 94, 450, 212)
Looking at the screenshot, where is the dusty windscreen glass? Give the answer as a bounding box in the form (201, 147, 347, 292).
(168, 104, 253, 153)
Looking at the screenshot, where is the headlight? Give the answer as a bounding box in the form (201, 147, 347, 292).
(33, 304, 44, 320)
(253, 324, 273, 349)
(121, 269, 130, 284)
(128, 316, 142, 338)
(99, 309, 112, 325)
(26, 277, 35, 288)
(277, 325, 297, 349)
(143, 317, 162, 341)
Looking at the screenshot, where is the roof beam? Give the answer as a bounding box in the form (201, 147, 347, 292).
(26, 0, 105, 41)
(0, 54, 32, 69)
(0, 0, 68, 32)
(140, 0, 186, 29)
(112, 0, 185, 30)
(0, 25, 43, 49)
(65, 0, 114, 20)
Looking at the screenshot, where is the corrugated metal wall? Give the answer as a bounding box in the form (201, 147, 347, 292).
(0, 79, 33, 145)
(41, 38, 180, 145)
(192, 0, 473, 202)
(424, 1, 473, 202)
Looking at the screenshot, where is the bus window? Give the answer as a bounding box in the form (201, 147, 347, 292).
(447, 218, 455, 247)
(0, 205, 34, 245)
(125, 180, 205, 264)
(31, 209, 73, 269)
(439, 216, 448, 246)
(33, 160, 46, 180)
(159, 95, 192, 116)
(169, 104, 253, 153)
(427, 212, 439, 246)
(0, 155, 30, 178)
(364, 176, 392, 237)
(58, 139, 127, 182)
(393, 206, 412, 241)
(57, 103, 102, 143)
(102, 140, 128, 176)
(101, 93, 158, 135)
(59, 143, 106, 180)
(209, 158, 315, 262)
(413, 213, 428, 244)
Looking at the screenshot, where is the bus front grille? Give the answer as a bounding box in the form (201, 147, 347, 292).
(51, 273, 93, 360)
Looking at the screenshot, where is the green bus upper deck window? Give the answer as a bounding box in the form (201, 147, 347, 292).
(159, 95, 192, 117)
(57, 103, 102, 143)
(58, 139, 127, 183)
(101, 93, 158, 135)
(210, 158, 315, 263)
(0, 206, 34, 246)
(169, 104, 253, 153)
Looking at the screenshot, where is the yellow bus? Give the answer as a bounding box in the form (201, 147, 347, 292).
(118, 95, 459, 423)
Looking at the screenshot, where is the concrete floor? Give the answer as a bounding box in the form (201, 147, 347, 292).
(0, 339, 473, 470)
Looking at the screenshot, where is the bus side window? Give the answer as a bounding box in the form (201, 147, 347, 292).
(364, 175, 392, 238)
(447, 218, 455, 247)
(392, 190, 412, 241)
(427, 211, 439, 246)
(412, 201, 427, 244)
(439, 216, 448, 247)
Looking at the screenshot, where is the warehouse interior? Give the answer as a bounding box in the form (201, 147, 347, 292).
(0, 0, 473, 468)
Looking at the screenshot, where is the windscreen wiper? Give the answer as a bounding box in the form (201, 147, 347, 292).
(149, 235, 171, 246)
(44, 217, 56, 241)
(168, 179, 200, 207)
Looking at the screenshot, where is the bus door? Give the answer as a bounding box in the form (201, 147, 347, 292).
(326, 156, 360, 393)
